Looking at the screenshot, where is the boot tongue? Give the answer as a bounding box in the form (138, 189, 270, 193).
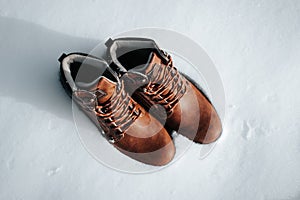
(133, 52, 164, 75)
(75, 76, 117, 106)
(94, 77, 117, 104)
(132, 52, 167, 85)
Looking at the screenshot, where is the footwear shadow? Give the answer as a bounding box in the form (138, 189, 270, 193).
(0, 16, 100, 120)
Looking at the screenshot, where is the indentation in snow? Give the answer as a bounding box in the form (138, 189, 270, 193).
(263, 93, 278, 103)
(46, 167, 62, 176)
(242, 120, 251, 140)
(6, 158, 15, 170)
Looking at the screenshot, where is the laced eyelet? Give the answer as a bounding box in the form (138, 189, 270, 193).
(128, 104, 134, 110)
(133, 108, 141, 116)
(104, 118, 113, 123)
(110, 122, 117, 128)
(107, 135, 116, 143)
(98, 107, 109, 114)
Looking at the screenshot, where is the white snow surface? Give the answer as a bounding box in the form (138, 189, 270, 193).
(0, 0, 300, 199)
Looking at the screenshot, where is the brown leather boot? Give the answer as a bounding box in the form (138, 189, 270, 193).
(105, 38, 222, 144)
(59, 53, 175, 166)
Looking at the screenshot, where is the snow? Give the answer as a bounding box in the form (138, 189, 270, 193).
(0, 0, 300, 199)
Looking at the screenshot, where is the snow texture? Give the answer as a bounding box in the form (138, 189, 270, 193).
(0, 0, 300, 199)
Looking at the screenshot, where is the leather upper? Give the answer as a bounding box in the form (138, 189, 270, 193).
(106, 37, 223, 144)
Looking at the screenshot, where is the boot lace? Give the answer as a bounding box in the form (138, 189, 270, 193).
(143, 54, 187, 115)
(76, 82, 141, 143)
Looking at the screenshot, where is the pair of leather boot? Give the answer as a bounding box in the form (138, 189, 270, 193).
(59, 37, 222, 166)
